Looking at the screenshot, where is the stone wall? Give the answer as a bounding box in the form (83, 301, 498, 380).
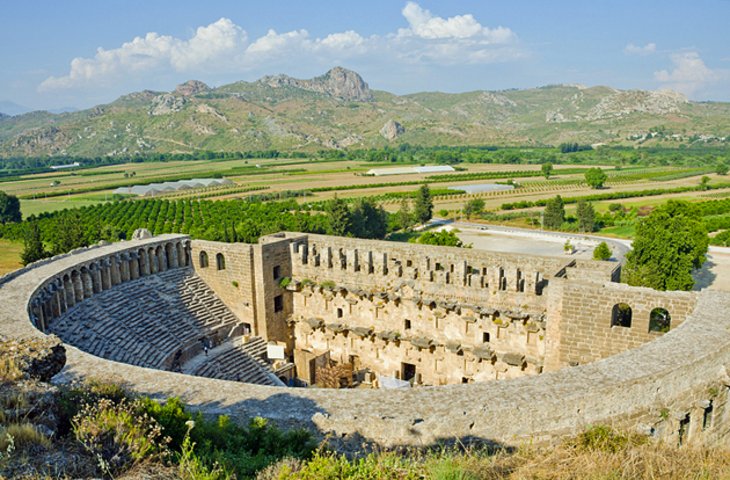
(191, 240, 257, 332)
(547, 280, 697, 369)
(5, 234, 729, 449)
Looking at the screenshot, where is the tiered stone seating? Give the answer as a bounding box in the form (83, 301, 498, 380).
(47, 268, 241, 371)
(192, 337, 279, 386)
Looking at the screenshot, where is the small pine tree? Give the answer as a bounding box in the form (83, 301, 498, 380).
(397, 198, 413, 230)
(593, 241, 612, 261)
(576, 199, 596, 232)
(413, 184, 433, 225)
(326, 196, 351, 237)
(543, 195, 565, 229)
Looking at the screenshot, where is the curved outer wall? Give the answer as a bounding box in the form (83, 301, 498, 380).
(1, 234, 729, 448)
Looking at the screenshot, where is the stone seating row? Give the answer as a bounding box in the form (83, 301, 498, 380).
(47, 268, 241, 370)
(193, 337, 278, 385)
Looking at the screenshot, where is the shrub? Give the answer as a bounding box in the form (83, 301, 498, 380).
(72, 398, 168, 474)
(593, 241, 612, 261)
(0, 357, 23, 381)
(58, 378, 131, 434)
(279, 277, 292, 288)
(572, 425, 646, 453)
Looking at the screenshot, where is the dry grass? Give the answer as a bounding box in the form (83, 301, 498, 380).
(0, 240, 23, 276)
(0, 423, 50, 451)
(0, 355, 23, 382)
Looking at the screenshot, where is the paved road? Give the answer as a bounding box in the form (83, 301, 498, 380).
(430, 218, 632, 264)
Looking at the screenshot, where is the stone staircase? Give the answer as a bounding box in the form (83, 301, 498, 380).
(191, 337, 280, 386)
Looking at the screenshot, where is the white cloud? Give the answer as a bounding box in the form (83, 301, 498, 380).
(399, 2, 513, 43)
(624, 42, 656, 56)
(39, 3, 522, 92)
(40, 18, 246, 91)
(654, 51, 719, 96)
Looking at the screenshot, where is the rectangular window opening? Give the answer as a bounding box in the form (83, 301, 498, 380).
(274, 294, 284, 313)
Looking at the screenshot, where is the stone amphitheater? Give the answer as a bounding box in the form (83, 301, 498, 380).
(2, 230, 730, 449)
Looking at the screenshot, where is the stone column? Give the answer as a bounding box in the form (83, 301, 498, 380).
(101, 260, 112, 290)
(159, 247, 168, 272)
(139, 249, 150, 276)
(81, 269, 94, 299)
(110, 257, 122, 286)
(120, 254, 131, 282)
(129, 254, 140, 280)
(72, 272, 84, 303)
(149, 248, 158, 274)
(90, 264, 102, 294)
(64, 276, 76, 308)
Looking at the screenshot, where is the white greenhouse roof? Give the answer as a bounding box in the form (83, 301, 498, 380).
(366, 165, 455, 176)
(113, 178, 233, 196)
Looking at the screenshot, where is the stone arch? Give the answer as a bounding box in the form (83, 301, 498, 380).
(216, 253, 226, 270)
(199, 251, 209, 268)
(649, 307, 671, 333)
(611, 303, 632, 328)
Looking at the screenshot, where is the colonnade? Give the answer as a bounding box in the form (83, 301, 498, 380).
(29, 239, 191, 332)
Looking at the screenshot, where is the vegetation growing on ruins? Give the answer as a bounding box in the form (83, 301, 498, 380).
(623, 201, 709, 291)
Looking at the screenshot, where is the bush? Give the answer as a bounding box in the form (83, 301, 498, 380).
(58, 378, 132, 434)
(72, 398, 169, 474)
(593, 241, 612, 261)
(572, 425, 646, 453)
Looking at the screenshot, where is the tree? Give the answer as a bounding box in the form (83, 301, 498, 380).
(413, 184, 433, 224)
(593, 241, 612, 261)
(0, 191, 21, 224)
(715, 162, 729, 175)
(576, 199, 595, 232)
(396, 198, 414, 231)
(350, 198, 388, 239)
(541, 162, 554, 179)
(21, 222, 47, 265)
(623, 201, 709, 291)
(584, 168, 607, 189)
(413, 229, 465, 247)
(326, 197, 351, 237)
(543, 195, 565, 229)
(700, 175, 711, 190)
(463, 198, 485, 219)
(50, 212, 86, 255)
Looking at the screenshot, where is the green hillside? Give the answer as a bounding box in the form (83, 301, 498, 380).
(1, 67, 729, 157)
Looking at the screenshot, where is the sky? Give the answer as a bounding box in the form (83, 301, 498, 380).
(1, 0, 729, 112)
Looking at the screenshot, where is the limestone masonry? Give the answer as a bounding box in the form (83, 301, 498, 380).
(1, 232, 729, 449)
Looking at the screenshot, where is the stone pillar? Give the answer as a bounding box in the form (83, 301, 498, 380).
(101, 260, 112, 290)
(91, 264, 102, 294)
(64, 276, 76, 308)
(157, 247, 167, 272)
(129, 254, 140, 280)
(323, 247, 332, 269)
(110, 257, 122, 286)
(149, 248, 159, 274)
(347, 249, 358, 272)
(378, 252, 388, 276)
(456, 261, 468, 287)
(56, 282, 67, 314)
(72, 272, 84, 303)
(81, 270, 93, 299)
(164, 244, 174, 269)
(184, 241, 192, 267)
(139, 249, 150, 276)
(120, 255, 131, 282)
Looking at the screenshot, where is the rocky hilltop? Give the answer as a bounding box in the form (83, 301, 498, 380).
(260, 67, 372, 102)
(0, 68, 728, 156)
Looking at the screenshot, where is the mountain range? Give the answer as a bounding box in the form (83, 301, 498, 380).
(1, 67, 729, 157)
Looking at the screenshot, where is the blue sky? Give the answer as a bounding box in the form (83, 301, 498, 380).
(1, 0, 729, 111)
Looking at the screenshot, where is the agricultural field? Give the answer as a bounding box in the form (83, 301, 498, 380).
(1, 148, 729, 270)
